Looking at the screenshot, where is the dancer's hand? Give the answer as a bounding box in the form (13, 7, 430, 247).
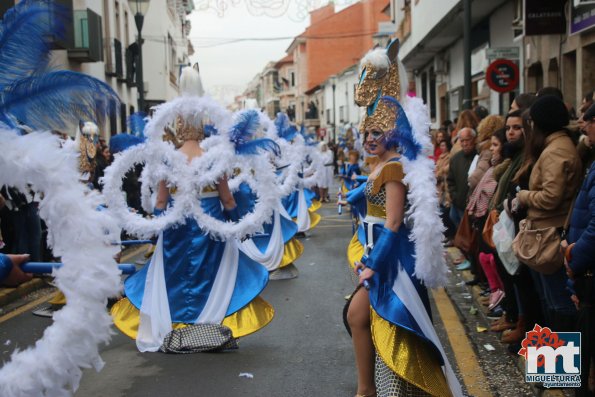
(354, 262, 374, 284)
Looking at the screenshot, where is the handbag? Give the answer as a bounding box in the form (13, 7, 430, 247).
(512, 219, 564, 275)
(492, 211, 520, 275)
(454, 211, 476, 253)
(482, 209, 499, 250)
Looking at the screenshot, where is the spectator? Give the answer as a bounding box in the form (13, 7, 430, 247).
(447, 127, 477, 228)
(435, 139, 454, 237)
(509, 93, 536, 114)
(0, 253, 32, 287)
(467, 128, 507, 310)
(488, 110, 534, 340)
(473, 105, 489, 121)
(563, 103, 595, 397)
(469, 115, 505, 191)
(536, 86, 564, 100)
(516, 95, 582, 333)
(432, 129, 446, 162)
(93, 145, 112, 191)
(0, 186, 41, 262)
(450, 110, 480, 150)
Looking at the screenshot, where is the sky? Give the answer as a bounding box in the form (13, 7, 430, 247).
(187, 0, 356, 105)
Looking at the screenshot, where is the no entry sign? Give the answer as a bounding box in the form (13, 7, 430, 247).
(486, 59, 519, 93)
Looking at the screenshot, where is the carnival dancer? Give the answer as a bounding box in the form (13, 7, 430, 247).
(318, 142, 334, 202)
(225, 109, 304, 279)
(340, 150, 362, 194)
(344, 40, 462, 397)
(110, 67, 274, 352)
(274, 113, 322, 233)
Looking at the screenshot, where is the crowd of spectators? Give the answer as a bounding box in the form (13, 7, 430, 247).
(434, 89, 595, 396)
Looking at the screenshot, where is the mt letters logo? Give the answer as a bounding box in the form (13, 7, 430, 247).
(518, 324, 581, 388)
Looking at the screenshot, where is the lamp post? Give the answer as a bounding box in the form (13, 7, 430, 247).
(330, 75, 337, 143)
(130, 0, 151, 112)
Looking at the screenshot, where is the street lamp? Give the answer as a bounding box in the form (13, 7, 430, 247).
(130, 0, 151, 112)
(330, 75, 337, 143)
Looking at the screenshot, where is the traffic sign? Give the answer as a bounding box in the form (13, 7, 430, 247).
(486, 59, 519, 93)
(486, 47, 520, 60)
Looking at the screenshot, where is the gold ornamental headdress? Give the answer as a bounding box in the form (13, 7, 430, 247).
(355, 39, 401, 133)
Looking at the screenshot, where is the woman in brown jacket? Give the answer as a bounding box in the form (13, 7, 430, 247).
(515, 95, 582, 332)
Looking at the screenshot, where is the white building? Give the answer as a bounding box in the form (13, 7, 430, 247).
(142, 0, 194, 109)
(321, 64, 362, 142)
(1, 0, 194, 140)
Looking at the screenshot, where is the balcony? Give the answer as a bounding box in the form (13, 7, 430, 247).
(67, 9, 103, 63)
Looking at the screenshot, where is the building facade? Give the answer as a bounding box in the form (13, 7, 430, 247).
(142, 0, 194, 110)
(1, 0, 194, 140)
(390, 0, 595, 125)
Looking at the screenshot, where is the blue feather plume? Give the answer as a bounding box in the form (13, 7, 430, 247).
(204, 124, 217, 137)
(274, 112, 289, 135)
(109, 133, 144, 154)
(0, 70, 120, 130)
(236, 138, 280, 156)
(380, 96, 422, 160)
(229, 109, 260, 146)
(127, 112, 147, 138)
(0, 1, 67, 89)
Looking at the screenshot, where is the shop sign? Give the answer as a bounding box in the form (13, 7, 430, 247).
(525, 0, 566, 35)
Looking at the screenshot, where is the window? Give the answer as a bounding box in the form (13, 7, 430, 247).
(290, 71, 295, 87)
(326, 109, 331, 124)
(339, 106, 344, 123)
(168, 34, 177, 84)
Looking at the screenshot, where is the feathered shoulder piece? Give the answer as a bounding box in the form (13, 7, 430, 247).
(229, 109, 279, 156)
(274, 112, 297, 141)
(128, 112, 147, 138)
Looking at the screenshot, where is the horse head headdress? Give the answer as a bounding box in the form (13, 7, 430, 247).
(355, 39, 401, 133)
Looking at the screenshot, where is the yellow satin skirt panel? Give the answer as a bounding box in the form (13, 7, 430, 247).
(309, 200, 322, 212)
(111, 296, 274, 340)
(371, 309, 452, 397)
(279, 238, 304, 268)
(347, 233, 364, 270)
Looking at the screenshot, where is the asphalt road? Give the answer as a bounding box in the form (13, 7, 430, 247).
(0, 199, 565, 397)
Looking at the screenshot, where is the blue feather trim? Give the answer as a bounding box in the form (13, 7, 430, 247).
(0, 70, 120, 130)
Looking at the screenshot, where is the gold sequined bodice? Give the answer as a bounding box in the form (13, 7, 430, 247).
(365, 160, 405, 219)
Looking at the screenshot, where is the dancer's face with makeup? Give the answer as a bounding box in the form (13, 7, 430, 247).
(364, 128, 387, 156)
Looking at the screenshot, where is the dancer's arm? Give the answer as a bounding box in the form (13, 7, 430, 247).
(216, 175, 237, 210)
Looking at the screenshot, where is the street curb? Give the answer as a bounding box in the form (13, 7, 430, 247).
(0, 278, 47, 308)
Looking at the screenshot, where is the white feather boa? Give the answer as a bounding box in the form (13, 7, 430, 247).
(0, 130, 121, 396)
(401, 97, 448, 288)
(102, 96, 279, 241)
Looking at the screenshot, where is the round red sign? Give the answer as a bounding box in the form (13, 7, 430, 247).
(486, 59, 519, 93)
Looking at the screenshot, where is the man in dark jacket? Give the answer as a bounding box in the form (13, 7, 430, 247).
(564, 103, 595, 397)
(447, 127, 477, 227)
